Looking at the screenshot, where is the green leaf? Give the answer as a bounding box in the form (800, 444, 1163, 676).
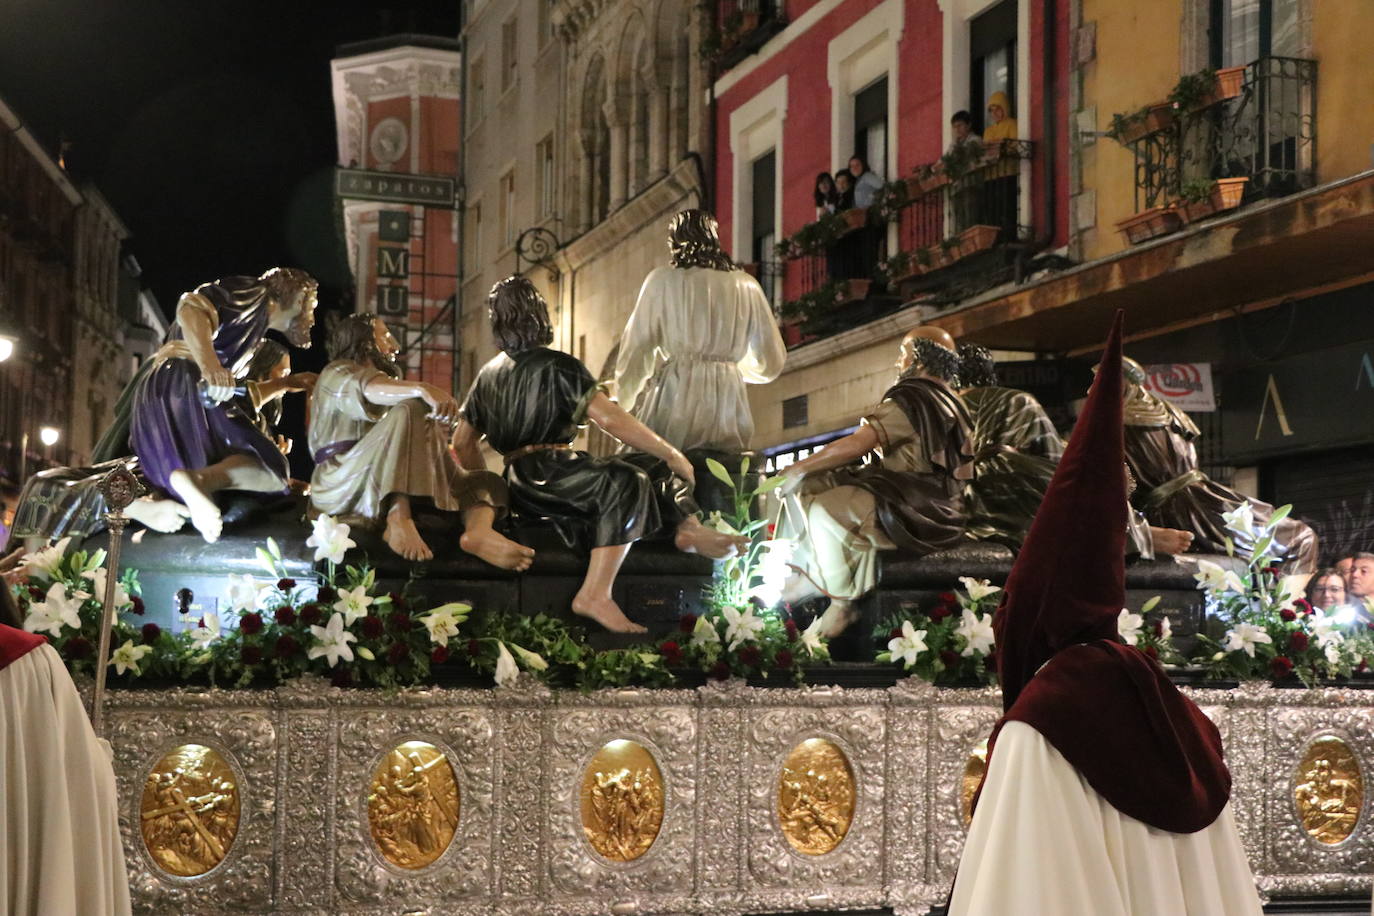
(1268, 504, 1292, 526)
(756, 475, 787, 493)
(268, 537, 283, 561)
(255, 547, 276, 577)
(705, 457, 735, 487)
(739, 455, 750, 477)
(1141, 595, 1161, 613)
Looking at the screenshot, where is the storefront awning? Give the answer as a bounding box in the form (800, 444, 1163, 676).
(927, 171, 1374, 353)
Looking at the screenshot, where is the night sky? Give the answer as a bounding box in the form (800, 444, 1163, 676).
(0, 0, 459, 312)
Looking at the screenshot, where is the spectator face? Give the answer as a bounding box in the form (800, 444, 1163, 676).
(1351, 557, 1374, 597)
(988, 103, 1006, 124)
(817, 175, 833, 195)
(1336, 557, 1354, 581)
(952, 118, 970, 140)
(848, 157, 864, 176)
(1309, 574, 1346, 610)
(836, 173, 852, 194)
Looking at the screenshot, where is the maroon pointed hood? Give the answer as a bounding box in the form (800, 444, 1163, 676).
(995, 311, 1127, 710)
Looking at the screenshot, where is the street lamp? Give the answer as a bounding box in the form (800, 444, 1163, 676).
(39, 426, 60, 447)
(0, 318, 17, 362)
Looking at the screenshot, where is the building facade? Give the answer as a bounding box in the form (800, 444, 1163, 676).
(69, 187, 130, 466)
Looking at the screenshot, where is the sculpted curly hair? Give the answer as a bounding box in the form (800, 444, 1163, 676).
(903, 337, 961, 383)
(325, 313, 401, 377)
(956, 343, 997, 389)
(668, 209, 735, 271)
(488, 276, 555, 355)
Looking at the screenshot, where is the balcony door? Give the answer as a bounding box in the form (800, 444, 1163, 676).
(750, 149, 779, 309)
(853, 76, 888, 179)
(1208, 0, 1302, 67)
(969, 0, 1017, 136)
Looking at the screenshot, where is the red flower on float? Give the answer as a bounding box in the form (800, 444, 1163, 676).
(141, 623, 162, 644)
(274, 606, 297, 626)
(431, 645, 450, 664)
(1270, 656, 1295, 679)
(239, 612, 263, 635)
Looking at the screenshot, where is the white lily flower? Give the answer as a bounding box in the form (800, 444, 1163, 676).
(1220, 502, 1256, 538)
(109, 639, 153, 676)
(955, 609, 995, 657)
(957, 576, 1001, 602)
(703, 510, 741, 536)
(691, 614, 721, 648)
(1158, 615, 1173, 642)
(1309, 612, 1345, 650)
(1275, 575, 1306, 612)
(887, 620, 928, 668)
(494, 641, 519, 687)
(510, 642, 549, 671)
(224, 574, 260, 613)
(307, 612, 357, 668)
(1117, 608, 1145, 647)
(18, 537, 72, 580)
(419, 603, 467, 646)
(1324, 642, 1343, 667)
(720, 605, 765, 649)
(22, 582, 83, 637)
(81, 566, 130, 608)
(306, 514, 356, 565)
(1223, 623, 1272, 658)
(332, 585, 373, 626)
(800, 616, 826, 657)
(189, 612, 222, 650)
(1193, 559, 1246, 595)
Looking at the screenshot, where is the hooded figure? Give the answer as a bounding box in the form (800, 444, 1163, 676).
(948, 313, 1261, 916)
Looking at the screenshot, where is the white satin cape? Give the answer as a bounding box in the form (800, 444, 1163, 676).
(949, 720, 1263, 916)
(1, 643, 132, 915)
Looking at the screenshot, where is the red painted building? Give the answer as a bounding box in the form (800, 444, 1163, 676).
(709, 0, 1070, 454)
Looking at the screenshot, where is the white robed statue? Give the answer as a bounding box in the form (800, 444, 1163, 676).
(614, 209, 786, 453)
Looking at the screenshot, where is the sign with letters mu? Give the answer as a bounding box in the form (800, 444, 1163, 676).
(1143, 363, 1216, 412)
(1221, 342, 1374, 462)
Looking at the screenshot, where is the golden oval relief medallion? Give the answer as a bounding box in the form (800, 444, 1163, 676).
(140, 744, 241, 877)
(961, 738, 990, 828)
(366, 741, 461, 869)
(579, 739, 665, 862)
(777, 737, 857, 856)
(1294, 734, 1363, 846)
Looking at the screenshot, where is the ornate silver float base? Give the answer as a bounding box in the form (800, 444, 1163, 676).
(103, 679, 1374, 915)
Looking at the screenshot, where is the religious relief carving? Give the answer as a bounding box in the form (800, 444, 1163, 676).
(1293, 735, 1363, 846)
(366, 741, 461, 869)
(777, 738, 857, 856)
(960, 739, 990, 828)
(139, 744, 241, 877)
(579, 739, 666, 862)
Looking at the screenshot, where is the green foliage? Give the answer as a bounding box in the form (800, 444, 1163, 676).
(1181, 178, 1218, 202)
(775, 211, 850, 260)
(1168, 68, 1219, 111)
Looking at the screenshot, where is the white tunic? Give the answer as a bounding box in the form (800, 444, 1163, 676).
(949, 721, 1263, 916)
(614, 265, 786, 452)
(1, 644, 132, 916)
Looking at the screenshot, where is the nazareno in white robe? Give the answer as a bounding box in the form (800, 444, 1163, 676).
(614, 265, 786, 453)
(1, 642, 132, 916)
(948, 721, 1263, 916)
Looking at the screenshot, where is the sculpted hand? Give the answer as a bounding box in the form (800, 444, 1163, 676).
(284, 372, 318, 393)
(776, 467, 805, 498)
(200, 363, 236, 404)
(666, 450, 695, 487)
(419, 384, 460, 426)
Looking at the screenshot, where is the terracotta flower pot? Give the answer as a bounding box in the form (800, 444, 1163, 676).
(1116, 205, 1183, 245)
(1178, 196, 1217, 224)
(1211, 177, 1249, 212)
(1144, 103, 1176, 134)
(1216, 66, 1245, 100)
(957, 224, 1001, 257)
(839, 278, 871, 302)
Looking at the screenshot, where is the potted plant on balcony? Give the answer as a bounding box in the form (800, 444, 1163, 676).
(776, 210, 848, 259)
(840, 207, 869, 232)
(878, 250, 919, 284)
(871, 178, 912, 222)
(1106, 108, 1150, 145)
(957, 224, 1001, 258)
(1115, 204, 1183, 244)
(1143, 101, 1176, 133)
(1177, 179, 1218, 223)
(940, 143, 980, 182)
(1211, 176, 1249, 212)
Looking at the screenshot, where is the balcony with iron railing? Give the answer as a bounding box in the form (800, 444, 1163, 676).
(706, 0, 788, 70)
(1111, 57, 1317, 244)
(774, 140, 1036, 348)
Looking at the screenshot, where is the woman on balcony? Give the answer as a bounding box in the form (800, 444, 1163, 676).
(980, 91, 1020, 240)
(813, 172, 839, 219)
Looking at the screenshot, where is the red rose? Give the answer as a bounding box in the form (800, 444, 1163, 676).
(276, 578, 297, 591)
(1280, 607, 1297, 622)
(784, 619, 799, 642)
(240, 612, 263, 635)
(709, 661, 731, 680)
(299, 604, 323, 626)
(1367, 622, 1374, 631)
(330, 667, 353, 688)
(27, 585, 44, 601)
(1143, 645, 1159, 660)
(929, 604, 953, 622)
(938, 591, 959, 605)
(940, 649, 961, 668)
(431, 645, 450, 664)
(1359, 659, 1369, 673)
(775, 649, 795, 669)
(240, 645, 263, 665)
(678, 613, 698, 634)
(361, 615, 384, 639)
(467, 638, 482, 657)
(1153, 620, 1166, 637)
(315, 586, 337, 603)
(1289, 631, 1309, 652)
(739, 645, 763, 668)
(274, 606, 297, 626)
(659, 640, 683, 665)
(129, 596, 145, 615)
(388, 611, 413, 633)
(63, 637, 93, 660)
(1294, 598, 1312, 615)
(387, 643, 408, 665)
(141, 622, 162, 644)
(274, 635, 301, 659)
(889, 627, 905, 640)
(1270, 656, 1295, 679)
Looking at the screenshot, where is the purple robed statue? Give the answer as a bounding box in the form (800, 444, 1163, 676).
(125, 268, 318, 543)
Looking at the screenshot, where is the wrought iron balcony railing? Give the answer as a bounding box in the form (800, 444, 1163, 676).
(710, 0, 788, 69)
(1129, 56, 1317, 213)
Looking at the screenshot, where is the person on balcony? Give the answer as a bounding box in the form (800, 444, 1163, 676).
(847, 155, 883, 209)
(1118, 355, 1318, 576)
(979, 91, 1021, 239)
(614, 210, 786, 510)
(983, 90, 1018, 143)
(946, 110, 983, 154)
(460, 277, 747, 634)
(833, 169, 856, 210)
(813, 172, 839, 219)
(775, 327, 973, 638)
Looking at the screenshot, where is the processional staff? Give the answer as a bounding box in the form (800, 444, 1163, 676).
(91, 463, 145, 737)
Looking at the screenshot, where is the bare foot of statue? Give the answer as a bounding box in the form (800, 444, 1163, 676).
(384, 515, 434, 562)
(817, 599, 858, 639)
(674, 517, 750, 559)
(168, 469, 223, 543)
(572, 592, 648, 634)
(1149, 526, 1195, 556)
(125, 497, 192, 534)
(460, 528, 535, 571)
